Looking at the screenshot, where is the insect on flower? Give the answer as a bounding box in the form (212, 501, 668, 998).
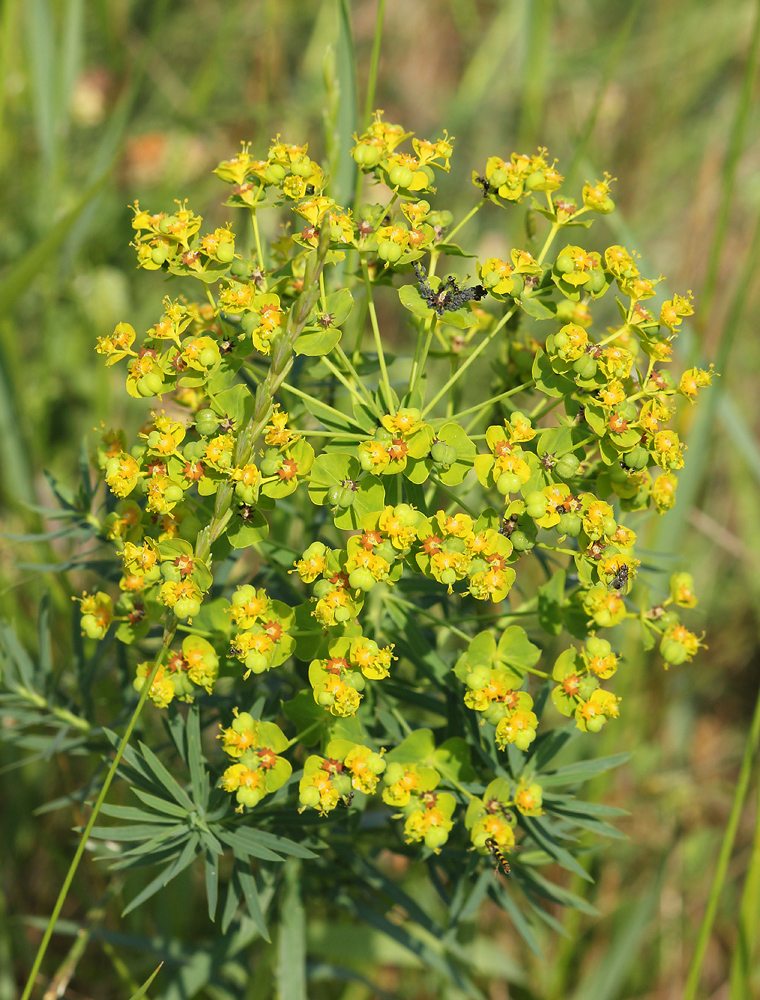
(485, 837, 511, 876)
(607, 564, 629, 593)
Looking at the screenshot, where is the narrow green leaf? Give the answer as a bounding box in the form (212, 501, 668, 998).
(186, 703, 209, 810)
(539, 752, 630, 787)
(521, 816, 593, 882)
(234, 860, 270, 942)
(205, 849, 219, 923)
(221, 877, 241, 935)
(217, 829, 285, 864)
(277, 863, 306, 1000)
(488, 879, 542, 958)
(137, 741, 196, 812)
(128, 963, 163, 1000)
(121, 834, 200, 916)
(131, 788, 190, 819)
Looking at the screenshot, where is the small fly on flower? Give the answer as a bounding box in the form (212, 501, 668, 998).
(607, 564, 629, 593)
(485, 837, 511, 876)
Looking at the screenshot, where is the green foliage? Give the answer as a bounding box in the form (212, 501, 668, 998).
(1, 3, 759, 999)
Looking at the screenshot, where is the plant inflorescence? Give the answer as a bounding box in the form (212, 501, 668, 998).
(10, 111, 715, 961)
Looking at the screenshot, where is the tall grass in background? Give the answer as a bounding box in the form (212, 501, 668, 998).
(0, 0, 759, 996)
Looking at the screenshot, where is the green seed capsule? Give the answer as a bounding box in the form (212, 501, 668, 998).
(388, 165, 414, 188)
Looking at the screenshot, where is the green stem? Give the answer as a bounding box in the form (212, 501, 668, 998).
(536, 222, 560, 266)
(360, 257, 395, 414)
(334, 342, 383, 415)
(285, 720, 322, 750)
(362, 0, 385, 131)
(321, 354, 372, 410)
(429, 475, 478, 519)
(698, 0, 760, 328)
(20, 628, 176, 1000)
(15, 687, 91, 732)
(683, 681, 760, 1000)
(386, 594, 470, 642)
(444, 381, 534, 424)
(445, 201, 484, 244)
(196, 227, 332, 565)
(421, 306, 517, 418)
(408, 252, 440, 395)
(279, 380, 367, 432)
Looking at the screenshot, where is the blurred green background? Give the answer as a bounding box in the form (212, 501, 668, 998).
(1, 0, 760, 997)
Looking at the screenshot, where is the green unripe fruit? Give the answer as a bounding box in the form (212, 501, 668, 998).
(216, 242, 235, 263)
(444, 536, 466, 554)
(389, 165, 414, 188)
(346, 671, 365, 692)
(353, 144, 381, 168)
(235, 483, 255, 505)
(585, 715, 605, 733)
(385, 762, 405, 785)
(525, 491, 547, 509)
(525, 170, 545, 190)
(659, 611, 680, 630)
(232, 712, 255, 733)
(195, 409, 219, 436)
(526, 504, 545, 520)
(158, 216, 177, 234)
(552, 331, 569, 350)
(555, 253, 574, 274)
(198, 346, 218, 368)
(484, 703, 506, 726)
(260, 457, 281, 477)
(338, 487, 356, 508)
(81, 614, 103, 639)
(312, 580, 333, 599)
(334, 774, 352, 797)
(425, 827, 449, 850)
(578, 676, 598, 700)
(483, 270, 501, 289)
(164, 484, 184, 503)
(440, 567, 457, 586)
(174, 598, 201, 620)
(264, 163, 286, 184)
(466, 665, 491, 690)
(378, 241, 402, 263)
(586, 637, 611, 658)
(602, 516, 617, 536)
(510, 530, 533, 552)
(510, 273, 525, 297)
(299, 786, 321, 809)
(596, 196, 615, 214)
(513, 731, 534, 752)
(349, 568, 375, 592)
(555, 454, 581, 479)
(489, 168, 508, 187)
(496, 472, 522, 495)
(430, 441, 450, 464)
(375, 541, 396, 563)
(317, 690, 335, 706)
(359, 452, 374, 472)
(624, 445, 649, 471)
(394, 503, 419, 527)
(151, 245, 168, 265)
(573, 355, 598, 379)
(244, 651, 270, 674)
(367, 753, 386, 775)
(557, 512, 582, 536)
(237, 786, 260, 808)
(587, 269, 606, 294)
(334, 606, 351, 623)
(291, 154, 313, 176)
(437, 210, 453, 227)
(161, 563, 181, 582)
(327, 484, 343, 506)
(137, 372, 164, 396)
(329, 224, 343, 242)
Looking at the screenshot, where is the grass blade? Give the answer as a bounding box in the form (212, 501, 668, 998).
(277, 862, 307, 1000)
